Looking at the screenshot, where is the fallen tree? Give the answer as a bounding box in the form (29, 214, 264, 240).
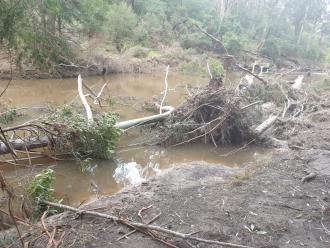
(0, 106, 175, 155)
(0, 71, 175, 157)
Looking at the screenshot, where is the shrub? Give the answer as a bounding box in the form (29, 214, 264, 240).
(104, 2, 137, 52)
(179, 59, 207, 77)
(208, 58, 225, 77)
(126, 45, 150, 58)
(179, 58, 225, 78)
(0, 109, 17, 124)
(222, 32, 245, 54)
(28, 168, 58, 214)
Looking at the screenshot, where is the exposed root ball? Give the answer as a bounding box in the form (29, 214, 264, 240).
(159, 85, 258, 146)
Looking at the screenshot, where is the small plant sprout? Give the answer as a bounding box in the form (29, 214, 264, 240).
(244, 223, 267, 235)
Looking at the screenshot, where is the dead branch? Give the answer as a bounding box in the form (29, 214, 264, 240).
(206, 60, 213, 79)
(255, 114, 278, 135)
(235, 63, 268, 85)
(117, 212, 161, 241)
(43, 200, 253, 248)
(194, 24, 229, 54)
(93, 83, 107, 105)
(78, 75, 94, 126)
(0, 172, 25, 248)
(160, 65, 170, 114)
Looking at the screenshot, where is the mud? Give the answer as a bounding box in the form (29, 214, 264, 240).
(2, 94, 330, 248)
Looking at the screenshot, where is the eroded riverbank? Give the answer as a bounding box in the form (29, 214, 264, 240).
(0, 71, 330, 247)
(1, 92, 330, 247)
(2, 104, 330, 247)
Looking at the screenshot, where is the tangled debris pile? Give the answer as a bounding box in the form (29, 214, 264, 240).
(144, 73, 329, 149)
(153, 81, 261, 146)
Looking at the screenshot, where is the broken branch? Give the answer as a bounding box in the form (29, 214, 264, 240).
(43, 201, 253, 248)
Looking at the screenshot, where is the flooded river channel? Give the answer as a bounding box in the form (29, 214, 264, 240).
(0, 73, 270, 205)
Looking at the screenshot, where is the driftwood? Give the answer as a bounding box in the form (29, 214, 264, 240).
(78, 74, 94, 126)
(160, 65, 169, 114)
(0, 136, 50, 155)
(43, 200, 254, 248)
(255, 114, 278, 135)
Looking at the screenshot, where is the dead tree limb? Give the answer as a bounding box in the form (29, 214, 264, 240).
(78, 74, 94, 127)
(160, 65, 170, 114)
(255, 114, 278, 135)
(43, 201, 254, 248)
(195, 24, 229, 54)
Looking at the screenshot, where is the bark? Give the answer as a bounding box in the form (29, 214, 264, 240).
(255, 114, 278, 135)
(0, 136, 50, 155)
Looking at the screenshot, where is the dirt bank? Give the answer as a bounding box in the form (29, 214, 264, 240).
(2, 95, 330, 247)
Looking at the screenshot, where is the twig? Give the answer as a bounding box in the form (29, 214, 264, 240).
(240, 101, 263, 110)
(0, 208, 32, 227)
(160, 65, 170, 114)
(43, 200, 253, 248)
(117, 212, 161, 241)
(0, 172, 25, 248)
(41, 211, 52, 241)
(0, 48, 13, 98)
(93, 83, 107, 105)
(173, 115, 228, 147)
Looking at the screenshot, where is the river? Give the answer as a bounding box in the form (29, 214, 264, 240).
(0, 73, 270, 205)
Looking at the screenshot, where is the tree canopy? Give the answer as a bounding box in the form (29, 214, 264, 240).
(0, 0, 329, 69)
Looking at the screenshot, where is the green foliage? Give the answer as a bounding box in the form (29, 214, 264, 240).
(104, 2, 137, 52)
(222, 32, 246, 54)
(1, 0, 329, 68)
(179, 59, 207, 77)
(126, 45, 151, 58)
(48, 106, 122, 160)
(179, 58, 225, 78)
(208, 58, 225, 78)
(0, 0, 78, 70)
(0, 109, 17, 124)
(312, 78, 330, 93)
(80, 158, 92, 173)
(28, 168, 58, 214)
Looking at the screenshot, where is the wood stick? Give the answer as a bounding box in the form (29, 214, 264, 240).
(43, 201, 253, 248)
(117, 213, 161, 241)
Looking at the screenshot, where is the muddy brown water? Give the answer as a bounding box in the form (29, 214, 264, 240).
(0, 73, 271, 205)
